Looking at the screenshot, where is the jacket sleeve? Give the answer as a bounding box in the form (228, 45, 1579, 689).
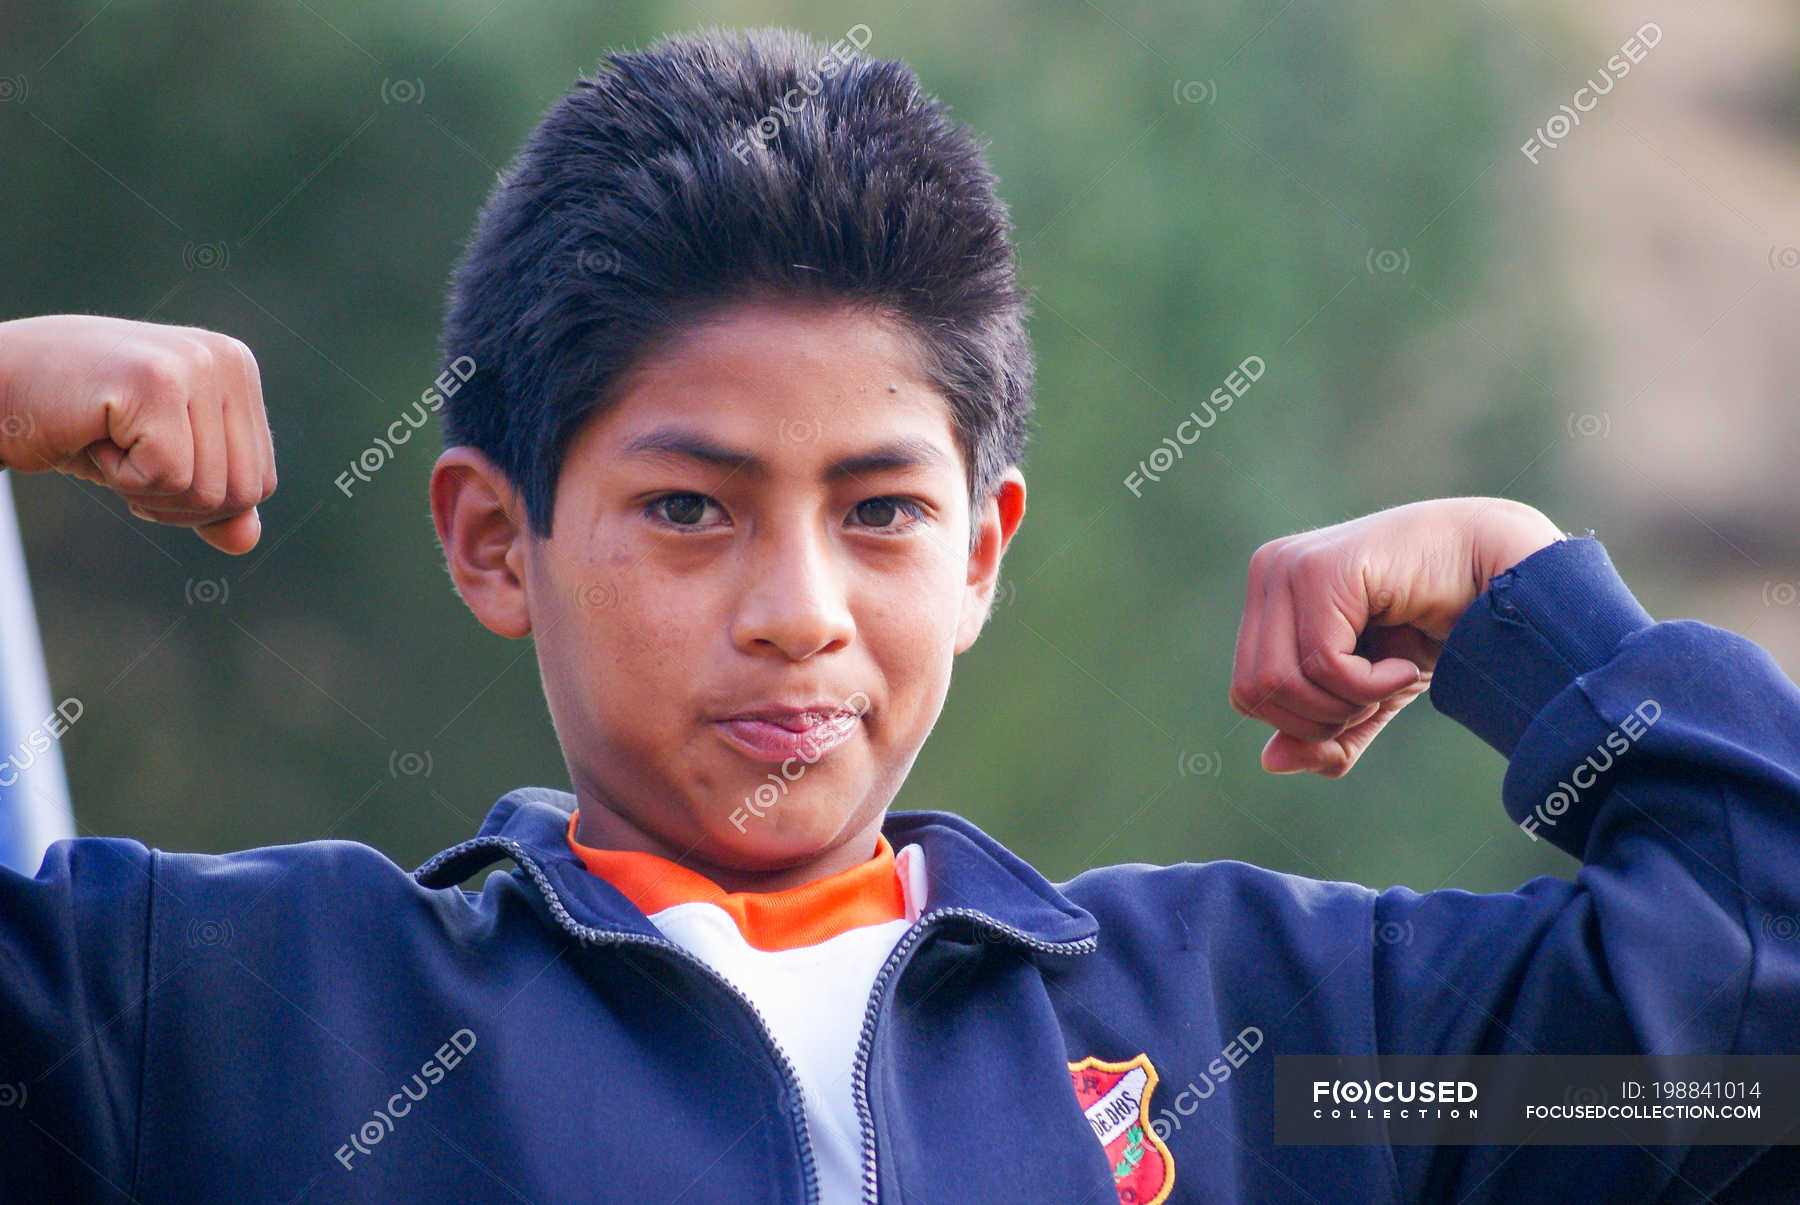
(0, 836, 154, 1201)
(1375, 534, 1800, 1203)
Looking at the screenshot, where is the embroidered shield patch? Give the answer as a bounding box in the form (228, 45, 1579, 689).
(1067, 1053, 1175, 1205)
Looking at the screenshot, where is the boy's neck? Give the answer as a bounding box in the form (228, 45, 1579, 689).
(569, 802, 889, 894)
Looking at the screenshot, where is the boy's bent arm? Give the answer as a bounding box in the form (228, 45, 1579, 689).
(1379, 536, 1800, 1199)
(0, 315, 278, 1189)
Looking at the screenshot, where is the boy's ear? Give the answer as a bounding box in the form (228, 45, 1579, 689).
(429, 446, 533, 639)
(956, 466, 1027, 654)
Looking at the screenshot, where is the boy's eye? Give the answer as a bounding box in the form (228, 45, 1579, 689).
(646, 492, 718, 528)
(642, 493, 926, 534)
(851, 496, 926, 532)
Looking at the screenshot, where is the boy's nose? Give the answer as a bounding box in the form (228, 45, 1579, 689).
(729, 523, 855, 660)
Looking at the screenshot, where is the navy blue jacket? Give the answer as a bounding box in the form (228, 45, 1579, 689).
(4, 535, 1798, 1203)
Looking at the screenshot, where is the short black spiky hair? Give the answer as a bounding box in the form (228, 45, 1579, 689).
(436, 25, 1035, 548)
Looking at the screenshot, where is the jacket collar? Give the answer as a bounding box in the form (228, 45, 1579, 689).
(415, 786, 1097, 956)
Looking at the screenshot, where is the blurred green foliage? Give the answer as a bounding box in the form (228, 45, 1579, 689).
(5, 0, 1579, 892)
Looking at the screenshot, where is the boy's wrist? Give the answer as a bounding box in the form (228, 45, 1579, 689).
(1470, 502, 1566, 595)
(1430, 535, 1655, 760)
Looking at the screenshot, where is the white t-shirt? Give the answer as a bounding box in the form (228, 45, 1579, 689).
(568, 826, 928, 1205)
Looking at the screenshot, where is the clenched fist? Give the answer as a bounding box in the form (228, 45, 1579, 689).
(0, 314, 277, 554)
(1230, 498, 1564, 777)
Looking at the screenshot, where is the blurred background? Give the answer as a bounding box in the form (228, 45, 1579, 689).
(2, 0, 1795, 892)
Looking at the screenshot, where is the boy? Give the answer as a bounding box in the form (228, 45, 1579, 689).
(2, 25, 1797, 1205)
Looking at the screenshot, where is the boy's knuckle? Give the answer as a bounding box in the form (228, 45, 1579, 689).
(187, 480, 227, 512)
(126, 349, 189, 400)
(215, 334, 257, 381)
(178, 334, 217, 373)
(1289, 544, 1328, 577)
(140, 454, 192, 496)
(1248, 668, 1290, 702)
(223, 480, 261, 512)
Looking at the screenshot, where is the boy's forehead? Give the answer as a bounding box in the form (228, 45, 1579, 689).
(588, 300, 963, 473)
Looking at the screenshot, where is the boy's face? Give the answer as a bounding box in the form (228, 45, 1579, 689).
(432, 296, 1025, 890)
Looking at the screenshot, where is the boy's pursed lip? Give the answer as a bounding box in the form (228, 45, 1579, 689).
(721, 703, 859, 731)
(713, 707, 862, 763)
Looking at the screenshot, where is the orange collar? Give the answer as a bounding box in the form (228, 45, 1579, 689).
(565, 811, 906, 952)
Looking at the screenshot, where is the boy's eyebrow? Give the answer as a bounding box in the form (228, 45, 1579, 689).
(618, 426, 955, 481)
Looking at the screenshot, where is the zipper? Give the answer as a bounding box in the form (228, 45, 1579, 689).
(848, 907, 1099, 1204)
(415, 836, 822, 1205)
